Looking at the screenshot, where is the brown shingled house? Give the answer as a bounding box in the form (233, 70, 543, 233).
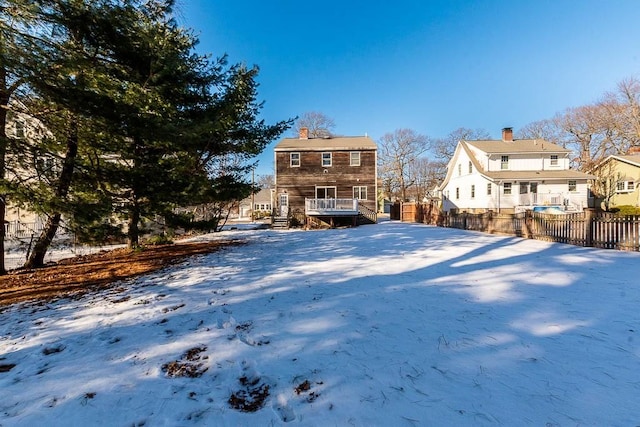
(273, 128, 377, 228)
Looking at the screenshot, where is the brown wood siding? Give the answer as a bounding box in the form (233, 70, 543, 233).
(275, 150, 377, 212)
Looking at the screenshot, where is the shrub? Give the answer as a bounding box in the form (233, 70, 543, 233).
(145, 233, 174, 245)
(611, 205, 640, 216)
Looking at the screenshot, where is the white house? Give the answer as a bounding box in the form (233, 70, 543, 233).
(439, 128, 595, 214)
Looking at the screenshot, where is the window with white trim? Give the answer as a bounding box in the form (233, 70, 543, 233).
(550, 155, 558, 166)
(455, 187, 459, 199)
(353, 186, 367, 200)
(322, 152, 332, 167)
(458, 164, 462, 176)
(290, 152, 300, 167)
(503, 183, 512, 195)
(350, 152, 361, 166)
(501, 156, 509, 170)
(487, 183, 492, 195)
(568, 180, 577, 192)
(616, 181, 636, 193)
(471, 185, 475, 199)
(468, 161, 473, 174)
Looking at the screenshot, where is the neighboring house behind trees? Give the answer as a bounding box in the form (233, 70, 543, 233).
(238, 188, 275, 219)
(439, 127, 595, 214)
(273, 127, 377, 227)
(590, 148, 640, 210)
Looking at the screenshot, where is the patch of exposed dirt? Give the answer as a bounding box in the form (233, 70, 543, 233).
(228, 376, 270, 412)
(0, 240, 241, 307)
(162, 346, 209, 378)
(295, 379, 322, 402)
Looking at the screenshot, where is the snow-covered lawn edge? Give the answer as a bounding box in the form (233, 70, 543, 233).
(1, 222, 639, 426)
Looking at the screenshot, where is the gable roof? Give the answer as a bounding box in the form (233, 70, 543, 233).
(466, 139, 570, 154)
(589, 154, 640, 175)
(274, 136, 376, 152)
(611, 154, 640, 168)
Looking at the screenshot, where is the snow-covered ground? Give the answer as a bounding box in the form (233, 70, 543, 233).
(1, 221, 639, 426)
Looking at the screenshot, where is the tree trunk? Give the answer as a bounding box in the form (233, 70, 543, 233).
(24, 213, 62, 268)
(24, 118, 79, 269)
(127, 200, 140, 248)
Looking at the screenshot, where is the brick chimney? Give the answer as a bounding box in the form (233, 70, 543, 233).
(502, 127, 513, 142)
(628, 145, 640, 155)
(299, 127, 309, 140)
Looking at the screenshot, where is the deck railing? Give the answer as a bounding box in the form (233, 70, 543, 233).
(305, 198, 358, 215)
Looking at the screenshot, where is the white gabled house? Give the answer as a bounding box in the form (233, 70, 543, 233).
(439, 128, 595, 214)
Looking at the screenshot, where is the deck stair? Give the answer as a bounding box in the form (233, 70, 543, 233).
(271, 216, 290, 229)
(357, 204, 377, 225)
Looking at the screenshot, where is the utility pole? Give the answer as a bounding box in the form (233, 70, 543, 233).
(251, 167, 255, 222)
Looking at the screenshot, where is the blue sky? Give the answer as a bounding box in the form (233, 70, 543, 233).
(176, 0, 640, 176)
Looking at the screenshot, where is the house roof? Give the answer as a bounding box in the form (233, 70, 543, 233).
(466, 139, 570, 154)
(274, 136, 377, 152)
(612, 154, 640, 168)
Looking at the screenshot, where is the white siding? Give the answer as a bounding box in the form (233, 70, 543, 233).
(442, 142, 591, 213)
(486, 154, 570, 172)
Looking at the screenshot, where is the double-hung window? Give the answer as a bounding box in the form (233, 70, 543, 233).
(353, 186, 367, 200)
(550, 155, 558, 166)
(568, 180, 577, 192)
(616, 181, 635, 193)
(290, 152, 300, 167)
(501, 156, 509, 170)
(322, 152, 332, 167)
(503, 183, 512, 195)
(350, 152, 361, 166)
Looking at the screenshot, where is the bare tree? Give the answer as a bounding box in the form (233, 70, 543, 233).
(555, 105, 613, 170)
(255, 174, 274, 189)
(293, 111, 335, 138)
(598, 77, 640, 153)
(407, 157, 447, 202)
(378, 128, 430, 201)
(517, 118, 564, 144)
(432, 127, 490, 161)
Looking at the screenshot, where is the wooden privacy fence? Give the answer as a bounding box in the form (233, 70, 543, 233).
(442, 210, 640, 251)
(392, 202, 442, 225)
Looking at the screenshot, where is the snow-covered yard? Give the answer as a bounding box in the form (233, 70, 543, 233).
(1, 222, 639, 426)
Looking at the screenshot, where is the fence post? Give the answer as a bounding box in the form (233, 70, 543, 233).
(584, 209, 594, 247)
(487, 211, 493, 234)
(523, 210, 532, 239)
